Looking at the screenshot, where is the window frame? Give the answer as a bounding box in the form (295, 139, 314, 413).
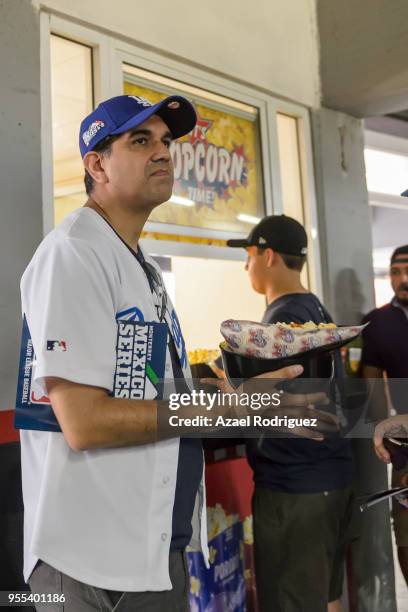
(41, 12, 322, 295)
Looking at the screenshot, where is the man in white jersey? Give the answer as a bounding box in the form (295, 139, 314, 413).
(18, 94, 334, 611)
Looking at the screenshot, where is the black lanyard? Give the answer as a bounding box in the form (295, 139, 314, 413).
(96, 212, 189, 389)
(95, 212, 165, 310)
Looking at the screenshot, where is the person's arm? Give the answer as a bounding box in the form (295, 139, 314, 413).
(362, 365, 383, 378)
(46, 364, 337, 451)
(46, 377, 158, 451)
(360, 314, 390, 422)
(373, 415, 408, 463)
(361, 364, 389, 422)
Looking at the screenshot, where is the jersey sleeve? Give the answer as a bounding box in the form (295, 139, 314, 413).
(361, 313, 384, 370)
(21, 236, 118, 396)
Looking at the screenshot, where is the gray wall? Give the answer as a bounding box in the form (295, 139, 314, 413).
(317, 0, 408, 116)
(312, 107, 397, 612)
(37, 0, 321, 108)
(0, 0, 43, 411)
(312, 108, 375, 324)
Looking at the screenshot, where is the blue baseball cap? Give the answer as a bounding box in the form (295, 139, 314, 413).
(79, 94, 197, 158)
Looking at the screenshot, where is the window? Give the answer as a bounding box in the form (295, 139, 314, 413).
(123, 64, 266, 239)
(277, 113, 305, 222)
(43, 18, 321, 354)
(51, 35, 93, 225)
(162, 255, 265, 350)
(365, 148, 408, 196)
(276, 112, 310, 288)
(364, 134, 408, 308)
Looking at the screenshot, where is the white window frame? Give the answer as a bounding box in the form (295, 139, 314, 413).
(40, 12, 322, 296)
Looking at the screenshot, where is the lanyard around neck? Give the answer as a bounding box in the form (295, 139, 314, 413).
(92, 209, 188, 382)
(94, 210, 157, 294)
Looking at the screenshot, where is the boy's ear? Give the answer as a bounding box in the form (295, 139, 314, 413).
(265, 248, 276, 267)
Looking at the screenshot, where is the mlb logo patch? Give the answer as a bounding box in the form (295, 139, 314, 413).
(47, 340, 67, 352)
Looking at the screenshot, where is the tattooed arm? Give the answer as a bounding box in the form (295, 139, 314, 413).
(373, 415, 408, 463)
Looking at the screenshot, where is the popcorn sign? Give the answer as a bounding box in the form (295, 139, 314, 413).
(170, 117, 248, 207)
(123, 80, 263, 232)
(187, 514, 246, 612)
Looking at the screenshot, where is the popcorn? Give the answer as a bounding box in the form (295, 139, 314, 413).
(208, 546, 218, 565)
(188, 349, 220, 365)
(243, 515, 254, 545)
(190, 576, 201, 597)
(207, 504, 239, 541)
(279, 321, 337, 330)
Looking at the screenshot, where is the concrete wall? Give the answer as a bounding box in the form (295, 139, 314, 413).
(35, 0, 321, 108)
(311, 108, 375, 324)
(317, 0, 408, 116)
(0, 0, 43, 411)
(312, 107, 397, 612)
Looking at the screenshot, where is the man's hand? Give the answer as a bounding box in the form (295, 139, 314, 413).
(202, 364, 338, 441)
(373, 415, 408, 463)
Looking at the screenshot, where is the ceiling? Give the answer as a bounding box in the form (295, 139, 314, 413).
(317, 0, 408, 117)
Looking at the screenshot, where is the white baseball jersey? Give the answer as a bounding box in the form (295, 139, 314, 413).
(19, 207, 209, 590)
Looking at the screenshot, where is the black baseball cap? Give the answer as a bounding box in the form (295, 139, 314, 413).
(227, 215, 308, 257)
(391, 245, 408, 264)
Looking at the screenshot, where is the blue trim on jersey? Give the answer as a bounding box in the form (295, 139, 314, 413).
(14, 316, 61, 432)
(116, 306, 145, 322)
(15, 317, 168, 431)
(168, 308, 187, 369)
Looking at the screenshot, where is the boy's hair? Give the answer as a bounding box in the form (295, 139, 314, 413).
(257, 247, 306, 271)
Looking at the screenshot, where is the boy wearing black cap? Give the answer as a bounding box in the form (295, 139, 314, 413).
(361, 244, 408, 585)
(228, 215, 355, 612)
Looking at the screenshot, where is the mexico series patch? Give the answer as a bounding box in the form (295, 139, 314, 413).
(113, 321, 168, 401)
